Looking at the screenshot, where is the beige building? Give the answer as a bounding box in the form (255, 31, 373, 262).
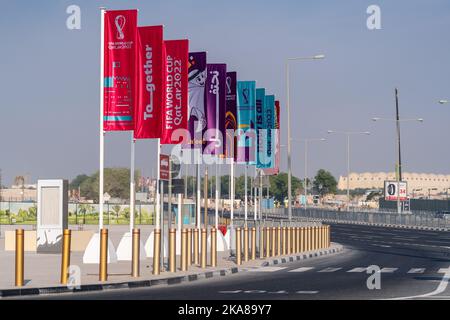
(0, 187, 37, 201)
(338, 172, 450, 196)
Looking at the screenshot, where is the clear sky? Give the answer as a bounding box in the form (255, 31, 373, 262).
(1, 0, 450, 185)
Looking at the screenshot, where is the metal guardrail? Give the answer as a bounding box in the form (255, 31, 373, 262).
(258, 207, 450, 229)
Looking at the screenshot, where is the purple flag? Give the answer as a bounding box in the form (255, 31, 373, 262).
(225, 72, 237, 159)
(204, 63, 227, 156)
(186, 52, 207, 149)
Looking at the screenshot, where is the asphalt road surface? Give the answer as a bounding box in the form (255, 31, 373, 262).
(31, 223, 450, 300)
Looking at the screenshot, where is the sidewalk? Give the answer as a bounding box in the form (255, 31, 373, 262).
(0, 225, 343, 298)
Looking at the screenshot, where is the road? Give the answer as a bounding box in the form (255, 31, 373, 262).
(32, 223, 450, 300)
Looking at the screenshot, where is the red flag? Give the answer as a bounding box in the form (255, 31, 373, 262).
(161, 40, 189, 144)
(103, 10, 137, 131)
(134, 26, 165, 139)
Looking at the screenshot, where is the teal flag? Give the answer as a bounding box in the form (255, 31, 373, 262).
(236, 81, 256, 164)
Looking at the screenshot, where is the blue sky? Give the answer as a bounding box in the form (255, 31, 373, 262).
(1, 0, 450, 185)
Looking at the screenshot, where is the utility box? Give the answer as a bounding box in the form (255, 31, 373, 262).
(37, 179, 68, 253)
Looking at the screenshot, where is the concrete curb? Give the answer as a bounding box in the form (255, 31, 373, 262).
(259, 244, 344, 267)
(307, 219, 450, 232)
(0, 267, 239, 299)
(0, 244, 345, 299)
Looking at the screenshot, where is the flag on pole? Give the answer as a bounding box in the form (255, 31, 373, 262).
(204, 64, 227, 156)
(185, 52, 207, 149)
(103, 9, 137, 131)
(161, 40, 189, 144)
(255, 88, 266, 168)
(263, 95, 276, 169)
(264, 100, 280, 175)
(134, 26, 165, 139)
(236, 81, 256, 164)
(225, 72, 237, 159)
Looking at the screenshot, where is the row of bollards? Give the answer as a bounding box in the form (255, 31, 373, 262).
(152, 227, 219, 275)
(13, 224, 331, 287)
(235, 224, 331, 265)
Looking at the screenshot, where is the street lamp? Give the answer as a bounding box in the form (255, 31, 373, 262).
(428, 187, 438, 200)
(371, 116, 423, 213)
(327, 130, 371, 211)
(412, 188, 422, 199)
(292, 138, 326, 209)
(286, 54, 325, 221)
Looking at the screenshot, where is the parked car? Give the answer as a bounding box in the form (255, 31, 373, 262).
(435, 211, 450, 219)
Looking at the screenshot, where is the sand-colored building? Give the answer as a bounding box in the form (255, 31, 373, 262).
(338, 172, 450, 196)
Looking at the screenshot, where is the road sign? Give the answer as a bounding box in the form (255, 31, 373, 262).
(163, 179, 185, 194)
(170, 156, 181, 179)
(384, 181, 407, 201)
(160, 154, 170, 181)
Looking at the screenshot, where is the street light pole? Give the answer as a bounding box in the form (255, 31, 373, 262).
(372, 97, 423, 214)
(286, 54, 324, 221)
(327, 130, 370, 212)
(347, 134, 350, 212)
(395, 88, 402, 214)
(291, 138, 326, 209)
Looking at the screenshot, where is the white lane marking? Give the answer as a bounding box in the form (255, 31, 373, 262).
(318, 267, 342, 273)
(247, 266, 287, 272)
(347, 267, 367, 273)
(289, 267, 315, 273)
(296, 291, 319, 294)
(380, 267, 398, 273)
(408, 268, 425, 274)
(218, 290, 242, 294)
(388, 266, 450, 300)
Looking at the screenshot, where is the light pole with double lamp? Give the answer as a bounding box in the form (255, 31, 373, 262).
(286, 54, 325, 221)
(327, 130, 371, 211)
(292, 138, 326, 209)
(372, 116, 423, 213)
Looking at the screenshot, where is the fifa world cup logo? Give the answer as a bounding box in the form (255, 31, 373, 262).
(115, 15, 126, 40)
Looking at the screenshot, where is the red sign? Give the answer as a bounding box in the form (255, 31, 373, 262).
(161, 40, 189, 144)
(160, 154, 170, 180)
(134, 26, 165, 139)
(103, 10, 137, 131)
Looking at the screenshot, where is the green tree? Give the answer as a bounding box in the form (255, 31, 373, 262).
(313, 169, 338, 195)
(69, 174, 89, 190)
(269, 173, 302, 203)
(73, 168, 141, 201)
(112, 205, 121, 220)
(28, 205, 37, 219)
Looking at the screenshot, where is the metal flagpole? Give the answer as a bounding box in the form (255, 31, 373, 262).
(259, 170, 263, 220)
(196, 162, 201, 229)
(244, 165, 248, 226)
(230, 158, 234, 226)
(254, 168, 257, 222)
(129, 133, 136, 233)
(156, 139, 161, 229)
(178, 193, 182, 231)
(98, 8, 106, 231)
(215, 161, 219, 229)
(161, 178, 165, 270)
